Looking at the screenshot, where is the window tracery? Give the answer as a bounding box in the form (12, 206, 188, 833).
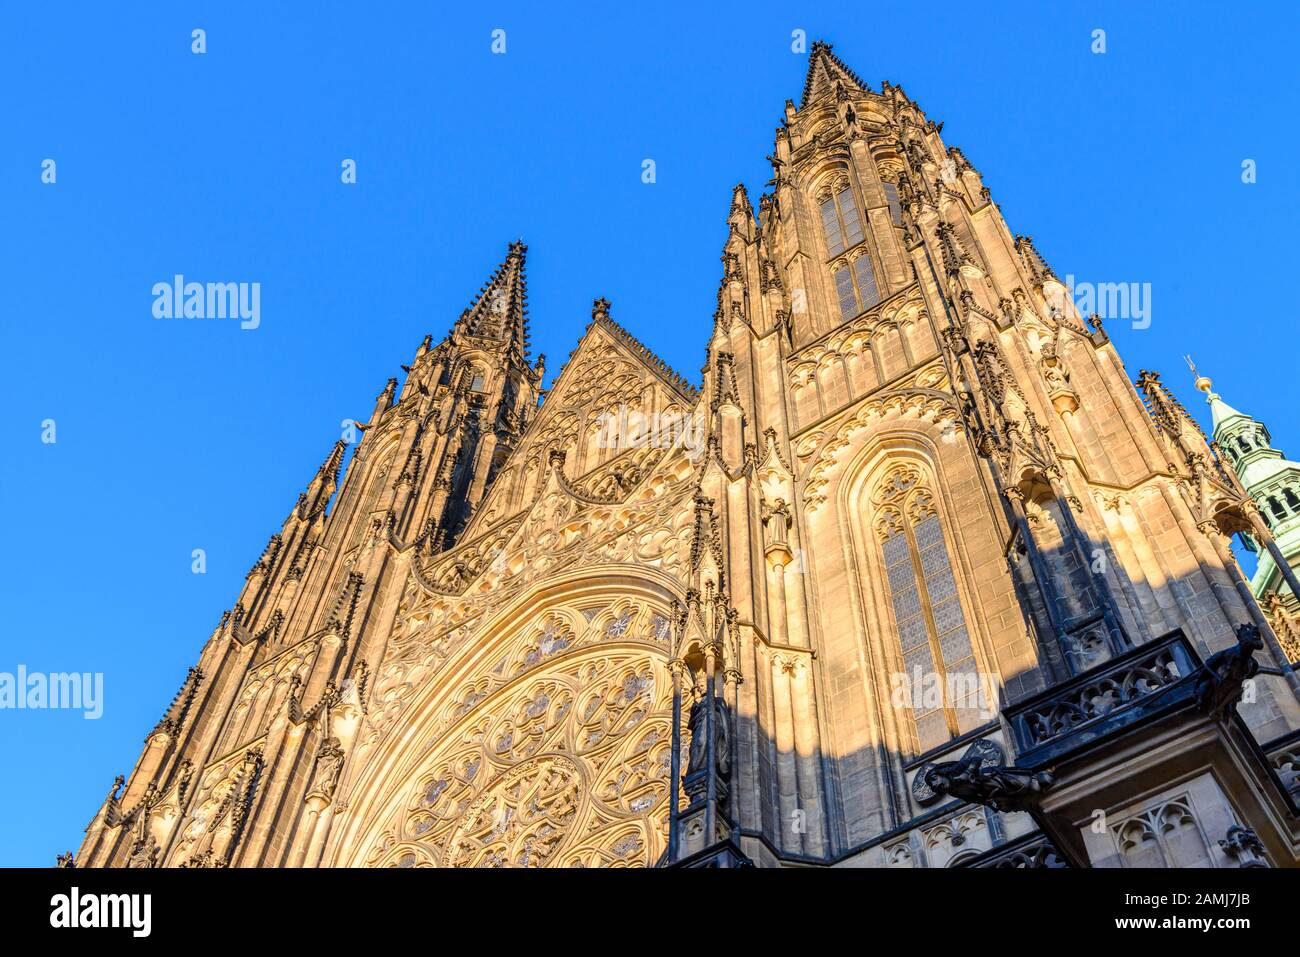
(872, 464, 980, 752)
(362, 599, 678, 868)
(1112, 797, 1213, 868)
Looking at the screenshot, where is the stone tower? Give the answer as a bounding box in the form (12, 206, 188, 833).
(71, 42, 1300, 870)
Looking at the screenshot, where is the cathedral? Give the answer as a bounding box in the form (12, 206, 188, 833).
(70, 42, 1300, 869)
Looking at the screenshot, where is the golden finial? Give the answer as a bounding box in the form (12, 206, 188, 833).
(1186, 354, 1213, 395)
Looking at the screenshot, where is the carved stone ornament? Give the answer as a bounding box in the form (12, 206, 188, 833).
(923, 748, 1052, 813)
(913, 739, 1004, 807)
(1194, 622, 1263, 718)
(1218, 825, 1268, 868)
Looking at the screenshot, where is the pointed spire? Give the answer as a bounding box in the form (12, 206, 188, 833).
(1136, 369, 1203, 442)
(1189, 360, 1297, 487)
(1015, 235, 1059, 285)
(936, 221, 976, 277)
(801, 40, 870, 108)
(456, 240, 531, 358)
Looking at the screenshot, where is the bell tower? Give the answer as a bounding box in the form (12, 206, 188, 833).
(1191, 362, 1300, 661)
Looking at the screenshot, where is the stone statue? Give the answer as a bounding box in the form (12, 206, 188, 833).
(1040, 343, 1068, 393)
(761, 498, 791, 549)
(684, 691, 731, 801)
(125, 812, 159, 869)
(307, 737, 346, 803)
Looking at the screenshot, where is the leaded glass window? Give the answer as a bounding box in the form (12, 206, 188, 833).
(605, 612, 633, 638)
(833, 255, 881, 320)
(838, 186, 864, 247)
(882, 181, 903, 226)
(852, 255, 879, 310)
(833, 266, 858, 320)
(872, 465, 979, 753)
(820, 195, 845, 256)
(820, 184, 864, 256)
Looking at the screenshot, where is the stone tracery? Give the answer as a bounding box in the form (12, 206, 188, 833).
(348, 588, 680, 869)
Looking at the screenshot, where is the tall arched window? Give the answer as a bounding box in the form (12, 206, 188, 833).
(820, 183, 864, 256)
(872, 465, 981, 752)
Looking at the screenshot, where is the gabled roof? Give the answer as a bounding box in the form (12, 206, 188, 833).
(586, 301, 699, 401)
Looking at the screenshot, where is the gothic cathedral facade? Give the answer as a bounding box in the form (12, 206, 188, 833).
(73, 43, 1300, 869)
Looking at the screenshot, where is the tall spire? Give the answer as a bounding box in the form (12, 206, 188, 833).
(456, 240, 531, 358)
(800, 40, 870, 107)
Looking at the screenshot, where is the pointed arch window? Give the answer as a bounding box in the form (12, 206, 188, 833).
(820, 184, 864, 256)
(872, 465, 981, 753)
(833, 255, 881, 321)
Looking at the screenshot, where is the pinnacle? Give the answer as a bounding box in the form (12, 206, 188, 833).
(729, 183, 753, 220)
(315, 439, 347, 483)
(800, 39, 870, 108)
(457, 240, 532, 358)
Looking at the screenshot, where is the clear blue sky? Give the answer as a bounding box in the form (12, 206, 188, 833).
(2, 2, 1296, 866)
